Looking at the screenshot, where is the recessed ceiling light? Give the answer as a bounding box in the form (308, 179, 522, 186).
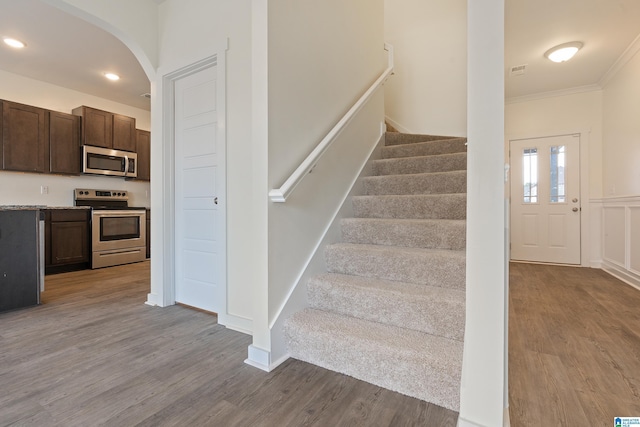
(104, 72, 120, 81)
(3, 37, 26, 49)
(544, 42, 583, 63)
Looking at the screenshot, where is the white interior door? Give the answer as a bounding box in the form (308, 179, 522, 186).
(174, 64, 225, 313)
(510, 134, 581, 265)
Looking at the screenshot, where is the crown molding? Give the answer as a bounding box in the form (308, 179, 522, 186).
(599, 32, 640, 88)
(505, 84, 602, 105)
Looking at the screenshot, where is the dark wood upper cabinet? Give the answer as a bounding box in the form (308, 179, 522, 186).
(1, 100, 49, 173)
(113, 114, 136, 152)
(73, 105, 136, 151)
(49, 111, 81, 175)
(73, 106, 112, 148)
(136, 129, 150, 181)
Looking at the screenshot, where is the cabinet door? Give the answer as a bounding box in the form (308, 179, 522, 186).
(50, 221, 89, 265)
(73, 106, 112, 148)
(49, 111, 81, 174)
(136, 129, 150, 181)
(113, 114, 136, 152)
(2, 100, 49, 172)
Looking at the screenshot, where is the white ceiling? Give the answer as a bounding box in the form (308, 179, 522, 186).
(0, 0, 150, 111)
(1, 0, 639, 110)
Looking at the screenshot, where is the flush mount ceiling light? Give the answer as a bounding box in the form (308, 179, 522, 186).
(3, 37, 26, 49)
(544, 42, 583, 63)
(104, 72, 120, 81)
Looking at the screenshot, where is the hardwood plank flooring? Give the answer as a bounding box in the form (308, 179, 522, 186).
(509, 262, 640, 426)
(0, 262, 457, 426)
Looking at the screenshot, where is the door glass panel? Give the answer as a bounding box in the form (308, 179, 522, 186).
(523, 148, 538, 203)
(550, 145, 566, 203)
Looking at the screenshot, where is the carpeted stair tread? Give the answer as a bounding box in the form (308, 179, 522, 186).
(352, 193, 466, 220)
(382, 137, 467, 159)
(308, 273, 465, 340)
(384, 131, 458, 146)
(284, 307, 463, 411)
(341, 218, 466, 250)
(363, 170, 466, 195)
(373, 153, 467, 176)
(325, 243, 465, 290)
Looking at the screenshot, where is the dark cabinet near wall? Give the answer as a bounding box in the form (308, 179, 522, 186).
(73, 105, 136, 152)
(1, 100, 49, 173)
(45, 209, 91, 274)
(49, 111, 81, 175)
(136, 129, 150, 181)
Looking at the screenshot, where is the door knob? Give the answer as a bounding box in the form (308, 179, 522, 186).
(214, 197, 218, 205)
(572, 198, 578, 203)
(572, 207, 578, 212)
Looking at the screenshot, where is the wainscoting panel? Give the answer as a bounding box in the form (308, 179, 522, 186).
(630, 207, 640, 275)
(603, 206, 626, 267)
(598, 196, 640, 290)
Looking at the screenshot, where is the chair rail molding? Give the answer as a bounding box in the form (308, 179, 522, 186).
(268, 43, 394, 203)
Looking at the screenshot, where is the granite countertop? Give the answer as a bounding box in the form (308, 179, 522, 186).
(0, 205, 91, 211)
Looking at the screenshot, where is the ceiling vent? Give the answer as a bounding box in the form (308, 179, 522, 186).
(510, 64, 527, 77)
(140, 93, 151, 99)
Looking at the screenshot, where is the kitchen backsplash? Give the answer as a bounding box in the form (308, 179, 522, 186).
(0, 170, 150, 208)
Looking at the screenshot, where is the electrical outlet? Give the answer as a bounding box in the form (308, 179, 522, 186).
(40, 185, 49, 195)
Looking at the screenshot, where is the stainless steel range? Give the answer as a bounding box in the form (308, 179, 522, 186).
(74, 189, 147, 269)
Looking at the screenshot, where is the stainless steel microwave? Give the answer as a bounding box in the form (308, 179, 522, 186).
(82, 145, 137, 178)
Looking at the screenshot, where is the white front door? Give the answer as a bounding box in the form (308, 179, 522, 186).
(174, 64, 225, 313)
(510, 134, 581, 265)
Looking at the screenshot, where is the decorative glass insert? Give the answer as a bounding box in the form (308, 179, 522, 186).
(550, 145, 566, 203)
(523, 148, 538, 203)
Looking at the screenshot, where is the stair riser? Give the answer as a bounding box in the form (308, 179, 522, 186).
(325, 246, 465, 290)
(373, 154, 466, 176)
(382, 139, 467, 159)
(352, 195, 466, 220)
(341, 219, 466, 250)
(308, 278, 465, 340)
(363, 172, 466, 195)
(385, 132, 458, 146)
(284, 309, 463, 411)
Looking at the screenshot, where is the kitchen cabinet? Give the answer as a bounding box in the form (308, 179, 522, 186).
(0, 210, 42, 312)
(73, 105, 136, 151)
(1, 100, 49, 173)
(45, 209, 90, 274)
(136, 129, 150, 181)
(49, 111, 81, 175)
(146, 209, 150, 259)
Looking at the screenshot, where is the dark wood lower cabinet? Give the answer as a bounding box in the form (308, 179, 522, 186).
(45, 209, 91, 275)
(146, 209, 150, 259)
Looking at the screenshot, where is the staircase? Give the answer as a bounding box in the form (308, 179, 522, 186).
(283, 131, 467, 412)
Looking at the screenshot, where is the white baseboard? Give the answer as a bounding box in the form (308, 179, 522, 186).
(245, 344, 270, 371)
(222, 314, 252, 336)
(457, 407, 511, 427)
(145, 293, 161, 307)
(244, 345, 290, 372)
(602, 262, 640, 292)
(384, 115, 412, 134)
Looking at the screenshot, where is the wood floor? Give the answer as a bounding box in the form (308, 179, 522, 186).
(0, 262, 457, 427)
(509, 262, 640, 426)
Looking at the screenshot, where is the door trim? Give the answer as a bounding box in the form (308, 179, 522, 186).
(159, 42, 228, 323)
(506, 129, 591, 267)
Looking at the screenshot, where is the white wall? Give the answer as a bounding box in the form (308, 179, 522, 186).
(0, 69, 151, 208)
(265, 0, 385, 363)
(505, 90, 603, 198)
(602, 46, 640, 198)
(152, 0, 255, 329)
(384, 0, 467, 136)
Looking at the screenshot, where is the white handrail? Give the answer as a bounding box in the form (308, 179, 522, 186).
(269, 43, 395, 203)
